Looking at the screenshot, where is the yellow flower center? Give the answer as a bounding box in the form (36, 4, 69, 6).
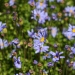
(72, 28, 75, 33)
(40, 2, 43, 6)
(54, 56, 57, 58)
(45, 54, 48, 57)
(70, 10, 73, 13)
(40, 37, 45, 42)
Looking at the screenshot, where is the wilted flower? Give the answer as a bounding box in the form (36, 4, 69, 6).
(51, 27, 58, 38)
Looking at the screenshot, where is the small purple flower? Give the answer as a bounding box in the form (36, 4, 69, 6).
(51, 13, 58, 21)
(63, 24, 75, 40)
(10, 49, 16, 58)
(34, 45, 49, 53)
(31, 9, 50, 24)
(51, 27, 58, 38)
(71, 44, 75, 54)
(36, 0, 47, 10)
(50, 5, 56, 9)
(10, 38, 20, 48)
(13, 56, 21, 69)
(26, 72, 31, 75)
(73, 62, 75, 69)
(50, 51, 65, 62)
(33, 60, 38, 64)
(43, 52, 51, 59)
(64, 6, 75, 17)
(0, 21, 6, 32)
(0, 38, 9, 49)
(9, 0, 15, 6)
(27, 29, 35, 38)
(28, 0, 35, 6)
(47, 62, 54, 67)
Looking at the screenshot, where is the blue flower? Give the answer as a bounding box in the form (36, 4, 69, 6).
(47, 62, 54, 67)
(26, 72, 31, 75)
(33, 60, 38, 64)
(27, 29, 35, 38)
(57, 0, 63, 3)
(31, 9, 50, 24)
(34, 45, 49, 53)
(10, 49, 16, 58)
(13, 56, 21, 69)
(0, 38, 9, 49)
(50, 51, 65, 62)
(51, 27, 58, 38)
(63, 24, 75, 40)
(73, 62, 75, 69)
(43, 52, 51, 59)
(0, 21, 6, 32)
(33, 28, 47, 46)
(28, 0, 35, 6)
(51, 13, 58, 21)
(64, 6, 75, 17)
(10, 38, 20, 48)
(9, 0, 15, 6)
(71, 44, 75, 54)
(35, 0, 47, 10)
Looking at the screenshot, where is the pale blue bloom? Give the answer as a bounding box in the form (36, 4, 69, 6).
(0, 38, 9, 49)
(51, 13, 58, 21)
(31, 9, 50, 24)
(0, 21, 6, 32)
(28, 0, 35, 6)
(50, 51, 65, 62)
(10, 38, 20, 48)
(43, 52, 51, 59)
(10, 49, 16, 58)
(64, 6, 75, 17)
(47, 62, 54, 67)
(51, 27, 58, 38)
(9, 0, 15, 6)
(57, 0, 63, 3)
(34, 45, 49, 53)
(73, 62, 75, 69)
(36, 0, 47, 10)
(13, 56, 21, 69)
(71, 44, 75, 54)
(63, 24, 75, 40)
